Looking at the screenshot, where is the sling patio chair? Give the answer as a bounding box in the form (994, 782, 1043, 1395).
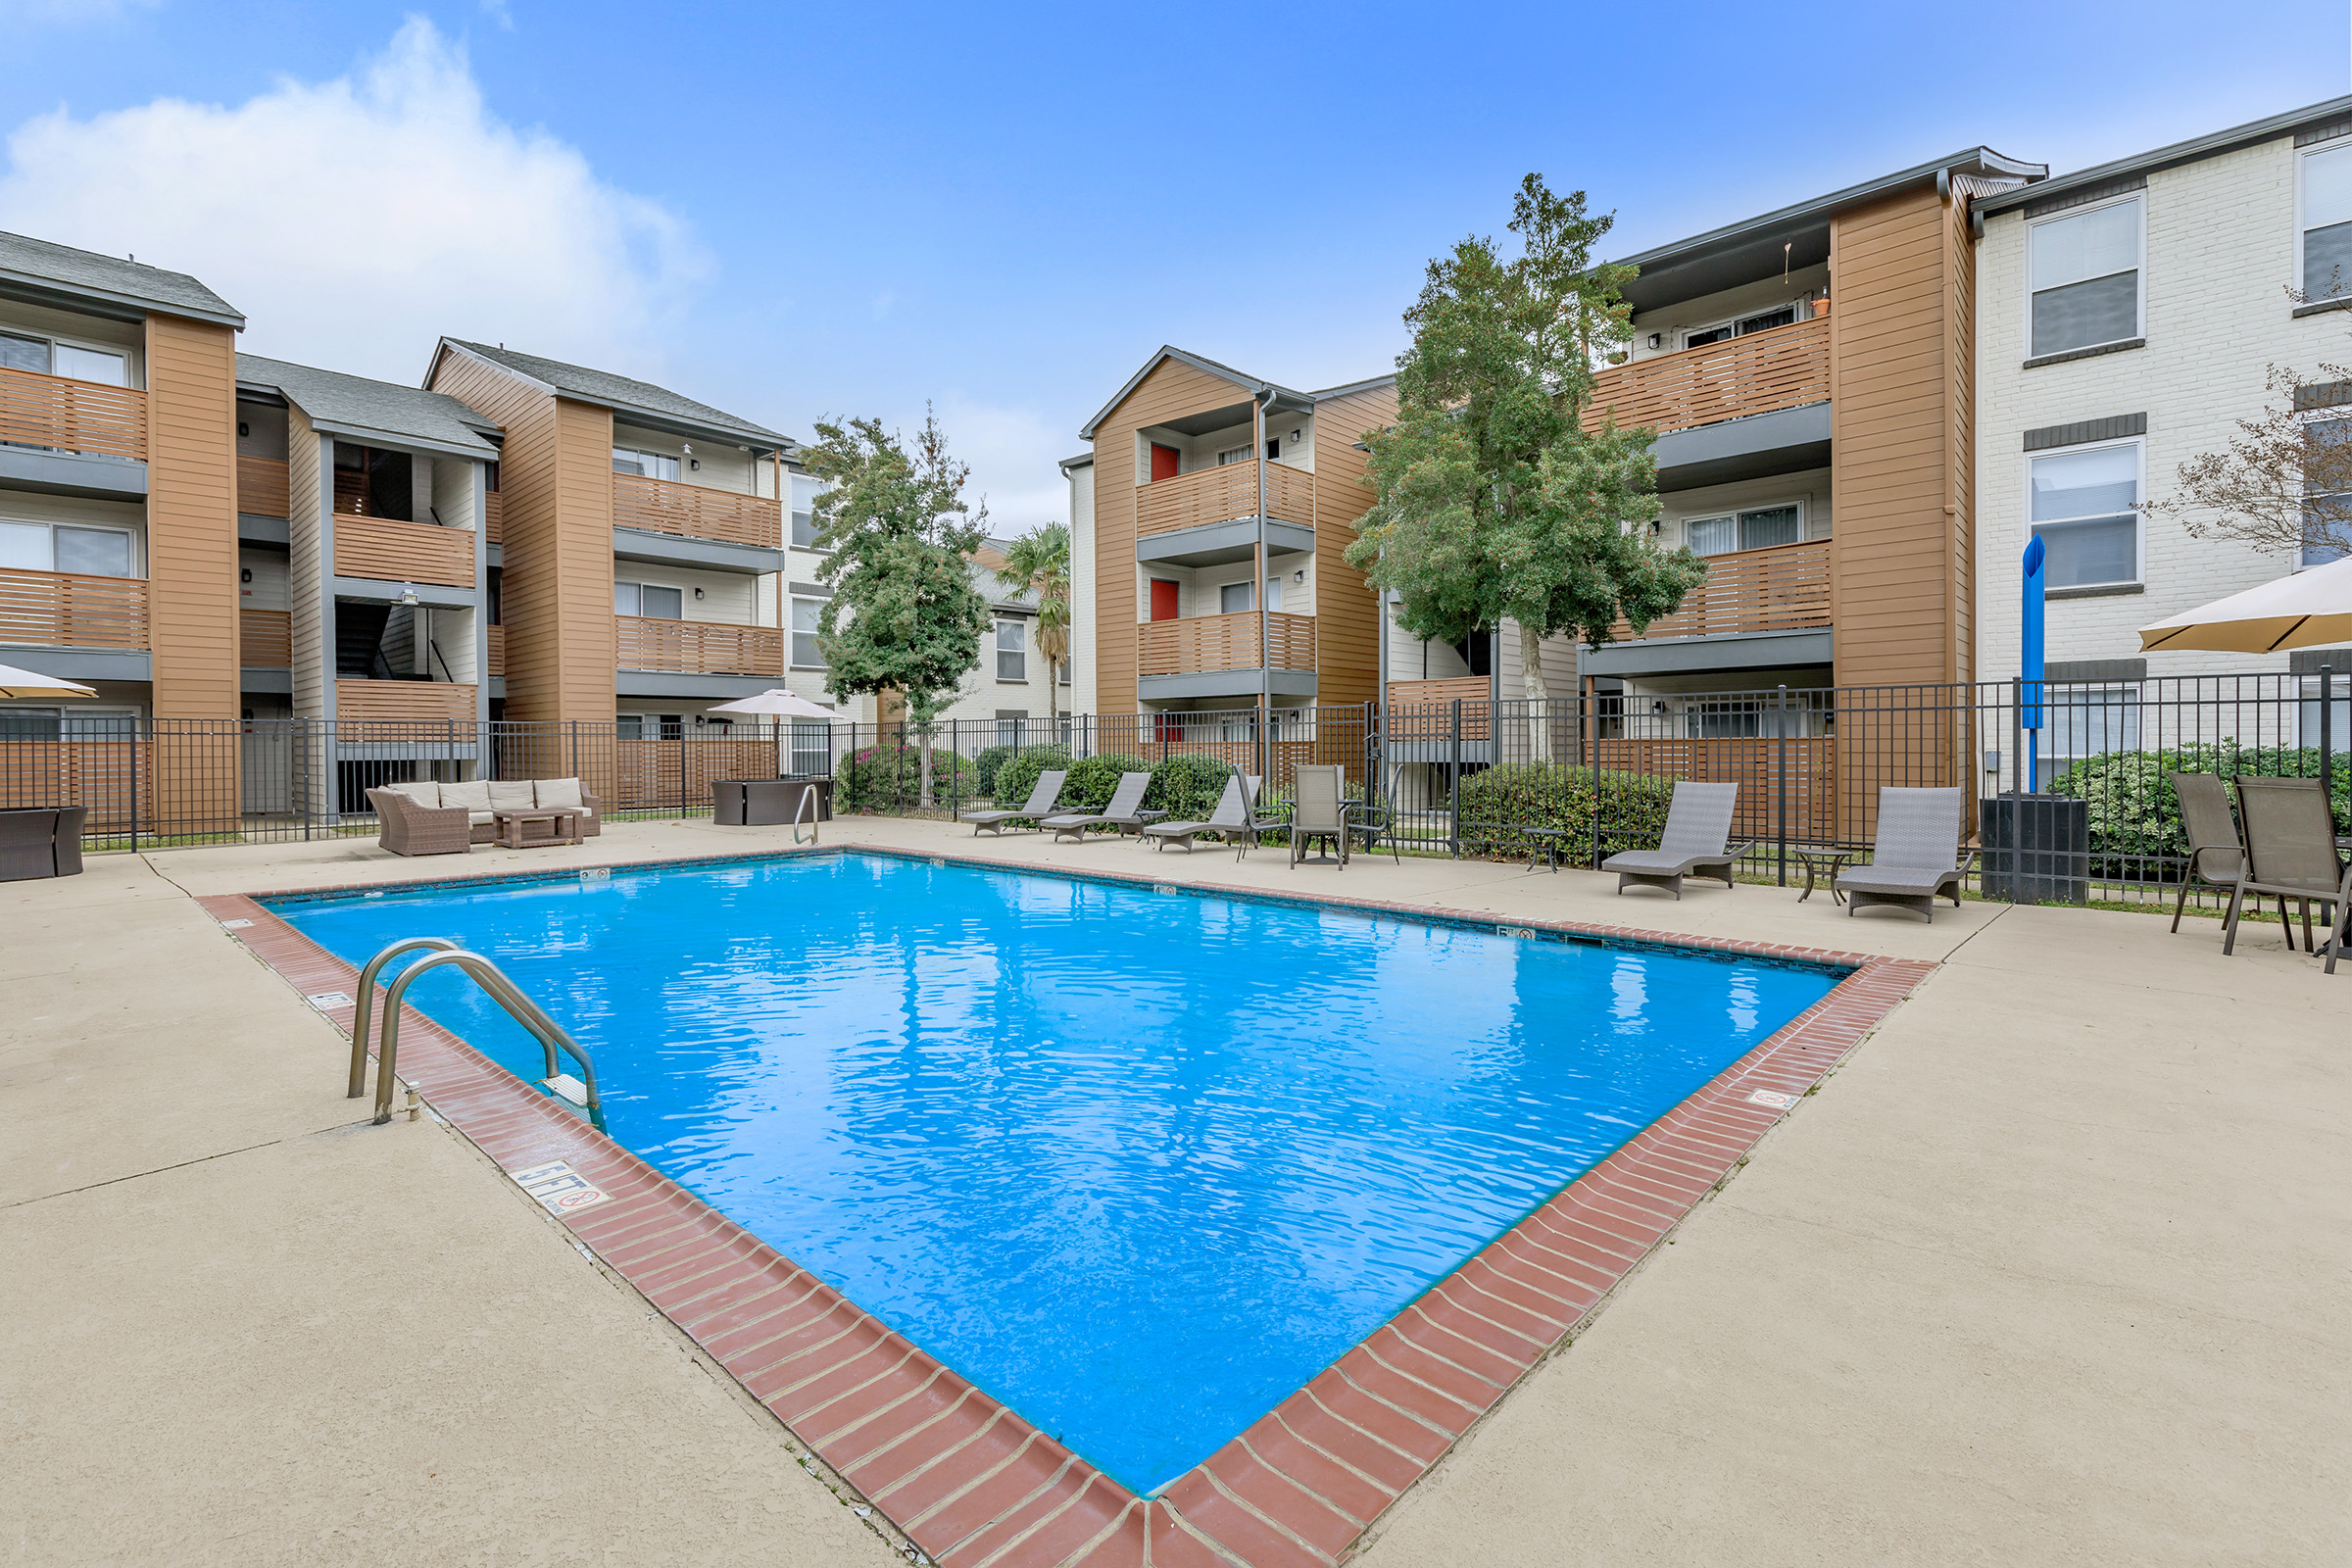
(1289, 764, 1353, 868)
(2224, 776, 2352, 965)
(2167, 771, 2246, 935)
(1598, 781, 1752, 898)
(1041, 771, 1154, 844)
(1141, 773, 1262, 858)
(959, 768, 1068, 836)
(1835, 787, 1973, 921)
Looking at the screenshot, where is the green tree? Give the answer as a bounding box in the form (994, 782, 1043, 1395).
(1344, 173, 1705, 758)
(805, 409, 993, 806)
(999, 522, 1071, 725)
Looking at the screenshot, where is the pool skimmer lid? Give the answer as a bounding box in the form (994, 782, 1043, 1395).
(306, 992, 353, 1009)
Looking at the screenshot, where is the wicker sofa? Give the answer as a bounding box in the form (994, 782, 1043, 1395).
(367, 777, 603, 857)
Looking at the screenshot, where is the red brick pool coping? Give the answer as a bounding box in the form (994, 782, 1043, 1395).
(205, 846, 1933, 1567)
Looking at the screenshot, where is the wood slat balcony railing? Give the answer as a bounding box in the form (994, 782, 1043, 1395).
(1608, 538, 1832, 642)
(1135, 460, 1315, 538)
(487, 623, 505, 677)
(334, 678, 477, 724)
(0, 365, 147, 462)
(1137, 611, 1315, 676)
(1584, 314, 1830, 436)
(237, 455, 290, 517)
(483, 489, 504, 544)
(239, 608, 291, 667)
(0, 567, 149, 651)
(332, 515, 476, 588)
(612, 473, 782, 550)
(1385, 676, 1492, 738)
(614, 614, 785, 676)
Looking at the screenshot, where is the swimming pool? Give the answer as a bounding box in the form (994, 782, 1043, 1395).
(270, 852, 1844, 1494)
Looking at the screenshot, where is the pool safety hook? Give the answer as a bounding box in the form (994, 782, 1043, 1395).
(350, 938, 608, 1131)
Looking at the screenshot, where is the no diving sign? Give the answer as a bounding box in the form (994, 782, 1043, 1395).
(510, 1159, 612, 1215)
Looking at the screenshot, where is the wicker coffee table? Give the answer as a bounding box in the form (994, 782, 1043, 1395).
(492, 808, 585, 850)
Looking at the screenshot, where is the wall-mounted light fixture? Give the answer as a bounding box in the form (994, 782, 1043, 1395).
(239, 566, 253, 584)
(237, 420, 250, 438)
(398, 584, 419, 607)
(1646, 332, 1662, 350)
(693, 586, 705, 600)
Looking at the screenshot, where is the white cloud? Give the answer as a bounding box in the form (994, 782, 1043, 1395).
(931, 395, 1073, 538)
(0, 17, 703, 384)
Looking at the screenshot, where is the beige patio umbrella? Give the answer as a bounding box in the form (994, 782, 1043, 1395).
(706, 688, 842, 777)
(0, 661, 99, 700)
(2139, 556, 2352, 654)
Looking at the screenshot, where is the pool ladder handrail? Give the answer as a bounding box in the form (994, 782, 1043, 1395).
(792, 779, 819, 846)
(349, 938, 607, 1131)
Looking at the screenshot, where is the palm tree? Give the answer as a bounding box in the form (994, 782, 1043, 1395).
(1000, 523, 1070, 727)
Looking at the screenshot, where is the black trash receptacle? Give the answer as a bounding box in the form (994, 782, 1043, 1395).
(1981, 792, 2089, 904)
(710, 779, 751, 826)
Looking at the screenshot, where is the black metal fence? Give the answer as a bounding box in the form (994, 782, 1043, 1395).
(4, 673, 2343, 906)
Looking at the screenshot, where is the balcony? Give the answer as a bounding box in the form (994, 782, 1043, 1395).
(334, 678, 476, 725)
(240, 608, 291, 667)
(1136, 460, 1313, 538)
(0, 366, 147, 462)
(1608, 539, 1831, 643)
(1584, 314, 1830, 437)
(483, 489, 503, 544)
(612, 472, 781, 550)
(237, 456, 290, 517)
(0, 567, 149, 651)
(615, 614, 784, 677)
(332, 515, 475, 588)
(1139, 611, 1315, 677)
(487, 622, 505, 677)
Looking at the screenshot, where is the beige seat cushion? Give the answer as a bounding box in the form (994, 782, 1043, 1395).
(441, 778, 491, 811)
(487, 779, 537, 812)
(535, 777, 584, 810)
(467, 810, 496, 826)
(384, 781, 442, 808)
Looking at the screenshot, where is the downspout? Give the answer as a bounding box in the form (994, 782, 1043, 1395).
(1254, 387, 1273, 769)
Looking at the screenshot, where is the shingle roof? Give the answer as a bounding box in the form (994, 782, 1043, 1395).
(0, 231, 243, 328)
(237, 354, 501, 459)
(439, 339, 793, 449)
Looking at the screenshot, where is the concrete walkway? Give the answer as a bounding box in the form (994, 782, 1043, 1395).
(4, 815, 2346, 1564)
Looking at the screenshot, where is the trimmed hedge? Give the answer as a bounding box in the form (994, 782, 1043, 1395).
(969, 744, 1017, 799)
(1062, 753, 1152, 813)
(1456, 763, 1679, 861)
(2045, 743, 2349, 876)
(836, 743, 968, 811)
(1145, 752, 1234, 822)
(992, 745, 1073, 809)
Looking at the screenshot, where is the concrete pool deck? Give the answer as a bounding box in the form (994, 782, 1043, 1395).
(4, 814, 2347, 1564)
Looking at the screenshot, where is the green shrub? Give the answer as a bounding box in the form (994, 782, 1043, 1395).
(969, 744, 1016, 799)
(836, 743, 968, 812)
(992, 745, 1073, 808)
(1062, 753, 1152, 812)
(1455, 763, 1679, 862)
(1147, 752, 1234, 822)
(2045, 743, 2349, 877)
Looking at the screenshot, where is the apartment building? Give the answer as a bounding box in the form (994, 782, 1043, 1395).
(1, 232, 242, 746)
(1064, 346, 1396, 725)
(1972, 96, 2352, 750)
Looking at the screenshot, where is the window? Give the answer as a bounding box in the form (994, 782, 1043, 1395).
(0, 330, 127, 385)
(790, 717, 831, 775)
(0, 519, 136, 576)
(1683, 305, 1799, 350)
(2301, 140, 2352, 302)
(613, 581, 683, 618)
(0, 707, 136, 740)
(616, 713, 644, 739)
(791, 597, 825, 667)
(995, 710, 1029, 747)
(1220, 580, 1252, 614)
(1685, 697, 1763, 738)
(2030, 443, 2140, 588)
(996, 617, 1027, 681)
(2303, 416, 2352, 566)
(612, 447, 681, 482)
(618, 711, 684, 739)
(2038, 687, 2141, 771)
(790, 473, 827, 549)
(1216, 444, 1252, 466)
(2030, 198, 2141, 357)
(1684, 504, 1801, 557)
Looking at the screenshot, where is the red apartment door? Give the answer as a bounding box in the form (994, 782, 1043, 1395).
(1150, 443, 1181, 482)
(1149, 579, 1179, 620)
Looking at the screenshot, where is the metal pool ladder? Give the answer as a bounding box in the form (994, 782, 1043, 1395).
(349, 938, 607, 1131)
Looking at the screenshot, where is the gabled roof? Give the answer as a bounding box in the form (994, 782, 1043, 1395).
(1077, 346, 1394, 441)
(1973, 94, 2352, 220)
(432, 338, 795, 451)
(0, 230, 244, 328)
(238, 354, 501, 460)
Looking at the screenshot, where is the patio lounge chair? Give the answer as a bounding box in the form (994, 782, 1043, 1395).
(1041, 771, 1153, 844)
(1836, 787, 1972, 921)
(1141, 773, 1261, 857)
(1290, 764, 1352, 868)
(2168, 772, 2245, 935)
(2224, 776, 2352, 962)
(1599, 781, 1752, 898)
(959, 768, 1068, 836)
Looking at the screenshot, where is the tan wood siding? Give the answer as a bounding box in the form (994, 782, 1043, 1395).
(330, 515, 476, 588)
(333, 678, 477, 724)
(0, 568, 149, 650)
(0, 365, 146, 460)
(143, 315, 239, 721)
(288, 410, 326, 726)
(483, 487, 503, 543)
(236, 455, 289, 518)
(1306, 382, 1394, 711)
(553, 398, 618, 718)
(239, 608, 291, 666)
(487, 621, 505, 676)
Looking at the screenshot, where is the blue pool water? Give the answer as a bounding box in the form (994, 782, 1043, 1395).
(270, 852, 1841, 1492)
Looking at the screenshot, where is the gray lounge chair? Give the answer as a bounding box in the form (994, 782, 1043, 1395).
(1836, 787, 1972, 921)
(2168, 772, 2246, 934)
(2224, 776, 2352, 962)
(1290, 764, 1351, 867)
(959, 768, 1068, 836)
(1041, 771, 1153, 844)
(1142, 773, 1261, 857)
(1599, 781, 1752, 898)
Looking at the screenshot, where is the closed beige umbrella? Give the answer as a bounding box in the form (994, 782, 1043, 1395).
(2138, 557, 2352, 654)
(0, 661, 99, 701)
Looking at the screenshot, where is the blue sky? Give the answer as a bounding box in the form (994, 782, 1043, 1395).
(2, 1, 2346, 525)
